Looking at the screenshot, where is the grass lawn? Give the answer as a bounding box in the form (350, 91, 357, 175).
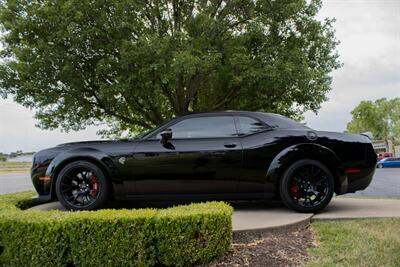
(308, 218, 400, 267)
(0, 161, 32, 169)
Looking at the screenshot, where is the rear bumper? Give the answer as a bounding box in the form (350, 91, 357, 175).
(335, 164, 376, 195)
(345, 168, 375, 194)
(338, 142, 377, 194)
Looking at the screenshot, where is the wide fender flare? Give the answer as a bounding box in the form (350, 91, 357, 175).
(45, 147, 118, 184)
(266, 143, 346, 189)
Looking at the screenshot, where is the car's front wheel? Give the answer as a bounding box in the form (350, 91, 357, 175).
(377, 164, 384, 168)
(279, 159, 334, 213)
(55, 160, 110, 211)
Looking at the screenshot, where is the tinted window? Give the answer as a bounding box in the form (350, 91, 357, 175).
(158, 116, 237, 139)
(257, 113, 309, 129)
(237, 116, 268, 135)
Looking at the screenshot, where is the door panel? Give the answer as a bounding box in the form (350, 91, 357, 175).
(128, 115, 243, 196)
(132, 138, 242, 195)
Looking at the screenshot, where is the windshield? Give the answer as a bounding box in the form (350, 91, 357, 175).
(135, 116, 179, 139)
(135, 126, 160, 139)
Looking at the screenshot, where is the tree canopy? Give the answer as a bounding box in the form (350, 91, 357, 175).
(347, 98, 400, 146)
(0, 0, 341, 137)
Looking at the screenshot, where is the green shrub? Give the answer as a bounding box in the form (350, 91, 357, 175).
(155, 203, 233, 266)
(0, 192, 232, 267)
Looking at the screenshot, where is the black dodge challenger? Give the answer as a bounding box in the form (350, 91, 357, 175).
(31, 111, 377, 213)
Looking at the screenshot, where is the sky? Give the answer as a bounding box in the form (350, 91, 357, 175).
(1, 0, 400, 153)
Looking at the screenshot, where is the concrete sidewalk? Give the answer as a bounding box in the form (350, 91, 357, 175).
(313, 197, 400, 220)
(232, 202, 313, 232)
(29, 197, 400, 232)
(233, 197, 400, 232)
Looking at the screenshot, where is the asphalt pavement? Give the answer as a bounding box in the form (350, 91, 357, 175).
(1, 168, 399, 197)
(0, 171, 34, 194)
(352, 168, 400, 198)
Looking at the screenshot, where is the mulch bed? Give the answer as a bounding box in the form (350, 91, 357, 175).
(207, 226, 316, 267)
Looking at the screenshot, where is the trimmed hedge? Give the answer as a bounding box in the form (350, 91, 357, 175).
(0, 192, 232, 266)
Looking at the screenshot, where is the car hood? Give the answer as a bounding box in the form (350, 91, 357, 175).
(34, 139, 139, 164)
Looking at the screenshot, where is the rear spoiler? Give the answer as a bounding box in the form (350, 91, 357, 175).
(360, 132, 373, 139)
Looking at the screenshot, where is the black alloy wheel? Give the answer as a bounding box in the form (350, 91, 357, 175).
(280, 159, 334, 213)
(55, 161, 110, 210)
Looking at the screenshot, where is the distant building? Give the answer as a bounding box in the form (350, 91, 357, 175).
(372, 140, 387, 154)
(372, 139, 399, 157)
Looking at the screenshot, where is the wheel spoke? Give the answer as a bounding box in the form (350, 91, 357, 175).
(313, 168, 322, 179)
(72, 193, 80, 204)
(313, 177, 326, 186)
(62, 188, 73, 193)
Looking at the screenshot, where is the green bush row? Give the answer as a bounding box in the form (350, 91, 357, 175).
(0, 192, 233, 267)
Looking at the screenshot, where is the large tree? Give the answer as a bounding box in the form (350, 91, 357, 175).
(347, 98, 400, 146)
(0, 0, 340, 136)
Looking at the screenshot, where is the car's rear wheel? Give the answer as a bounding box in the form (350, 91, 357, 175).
(377, 164, 384, 168)
(279, 159, 334, 213)
(55, 160, 110, 211)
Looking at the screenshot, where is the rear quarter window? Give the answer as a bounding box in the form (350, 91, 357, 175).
(236, 116, 270, 135)
(258, 113, 310, 129)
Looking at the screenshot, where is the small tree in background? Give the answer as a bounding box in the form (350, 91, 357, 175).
(0, 153, 7, 162)
(0, 0, 341, 137)
(347, 98, 400, 147)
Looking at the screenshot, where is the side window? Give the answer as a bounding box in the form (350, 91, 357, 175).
(157, 116, 237, 139)
(237, 116, 268, 135)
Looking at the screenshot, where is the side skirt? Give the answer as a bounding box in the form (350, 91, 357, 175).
(115, 193, 276, 202)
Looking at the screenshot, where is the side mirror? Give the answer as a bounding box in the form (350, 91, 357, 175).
(160, 129, 172, 144)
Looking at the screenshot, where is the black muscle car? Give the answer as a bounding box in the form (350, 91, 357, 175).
(31, 111, 377, 212)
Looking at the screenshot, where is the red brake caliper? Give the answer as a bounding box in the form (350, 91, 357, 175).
(91, 175, 99, 197)
(290, 185, 300, 197)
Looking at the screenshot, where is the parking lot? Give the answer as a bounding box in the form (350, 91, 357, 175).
(351, 168, 400, 198)
(1, 168, 399, 197)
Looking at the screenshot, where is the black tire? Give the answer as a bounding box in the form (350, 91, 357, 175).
(55, 160, 110, 211)
(377, 164, 383, 169)
(279, 159, 334, 213)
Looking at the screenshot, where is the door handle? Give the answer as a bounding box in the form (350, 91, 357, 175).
(224, 143, 237, 148)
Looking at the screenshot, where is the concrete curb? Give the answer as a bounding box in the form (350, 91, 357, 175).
(233, 215, 312, 234)
(233, 215, 312, 242)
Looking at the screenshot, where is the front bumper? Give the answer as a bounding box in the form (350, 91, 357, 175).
(31, 164, 53, 198)
(33, 194, 53, 202)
